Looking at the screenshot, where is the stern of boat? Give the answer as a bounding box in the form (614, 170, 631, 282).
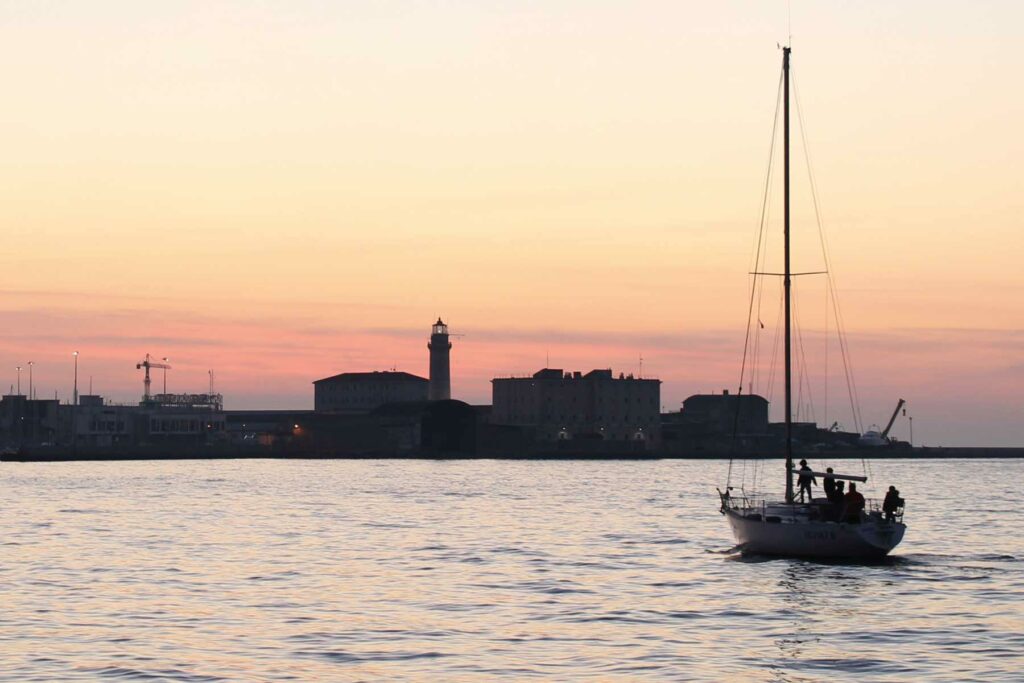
(719, 491, 906, 560)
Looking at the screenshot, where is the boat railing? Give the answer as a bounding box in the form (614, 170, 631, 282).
(865, 497, 906, 523)
(719, 489, 905, 524)
(718, 490, 769, 514)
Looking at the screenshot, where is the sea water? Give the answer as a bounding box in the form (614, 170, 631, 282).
(2, 458, 1021, 681)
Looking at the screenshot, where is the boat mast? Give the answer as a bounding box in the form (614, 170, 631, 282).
(783, 46, 794, 503)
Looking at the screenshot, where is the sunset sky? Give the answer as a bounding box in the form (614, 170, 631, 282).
(1, 1, 1021, 446)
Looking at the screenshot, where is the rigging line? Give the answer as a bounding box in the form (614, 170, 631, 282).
(792, 287, 805, 422)
(793, 69, 862, 432)
(752, 183, 773, 395)
(752, 158, 776, 395)
(793, 287, 810, 423)
(820, 273, 862, 432)
(792, 282, 817, 425)
(729, 64, 784, 486)
(793, 288, 804, 421)
(737, 66, 784, 399)
(792, 68, 864, 433)
(755, 148, 777, 387)
(752, 307, 761, 387)
(753, 129, 778, 394)
(798, 298, 817, 424)
(765, 284, 785, 406)
(824, 275, 829, 428)
(746, 68, 784, 275)
(834, 279, 864, 430)
(827, 263, 863, 430)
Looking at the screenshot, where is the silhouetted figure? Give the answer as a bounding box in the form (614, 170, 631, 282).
(830, 480, 846, 521)
(883, 486, 902, 523)
(797, 459, 817, 503)
(843, 482, 865, 523)
(822, 467, 837, 501)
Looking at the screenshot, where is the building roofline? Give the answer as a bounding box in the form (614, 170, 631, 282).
(491, 368, 661, 382)
(313, 371, 428, 384)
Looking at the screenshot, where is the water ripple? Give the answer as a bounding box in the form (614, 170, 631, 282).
(2, 458, 1023, 681)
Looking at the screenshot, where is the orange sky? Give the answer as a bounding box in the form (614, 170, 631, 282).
(1, 2, 1021, 445)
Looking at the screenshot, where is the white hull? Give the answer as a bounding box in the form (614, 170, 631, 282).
(724, 506, 905, 560)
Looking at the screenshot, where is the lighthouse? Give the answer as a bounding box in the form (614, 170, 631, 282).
(428, 318, 452, 401)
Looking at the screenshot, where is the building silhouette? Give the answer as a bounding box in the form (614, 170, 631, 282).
(660, 390, 771, 455)
(491, 368, 661, 449)
(678, 391, 769, 436)
(0, 395, 60, 446)
(0, 392, 226, 451)
(313, 371, 428, 414)
(428, 318, 452, 401)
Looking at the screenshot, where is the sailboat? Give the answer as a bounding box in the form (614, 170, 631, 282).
(718, 47, 907, 560)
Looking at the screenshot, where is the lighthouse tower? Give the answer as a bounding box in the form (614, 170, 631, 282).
(428, 318, 452, 401)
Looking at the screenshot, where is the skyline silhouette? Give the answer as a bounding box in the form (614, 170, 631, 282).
(1, 2, 1021, 446)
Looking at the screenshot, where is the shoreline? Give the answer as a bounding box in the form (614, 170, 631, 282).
(3, 446, 1023, 463)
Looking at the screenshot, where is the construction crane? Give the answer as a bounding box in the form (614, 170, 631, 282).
(136, 353, 171, 401)
(881, 398, 907, 439)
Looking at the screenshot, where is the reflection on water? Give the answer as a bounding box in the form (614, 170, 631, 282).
(2, 459, 1022, 681)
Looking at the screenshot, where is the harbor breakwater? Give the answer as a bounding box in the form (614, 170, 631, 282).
(4, 446, 1023, 462)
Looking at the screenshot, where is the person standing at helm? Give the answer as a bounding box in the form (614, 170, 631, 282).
(796, 459, 817, 503)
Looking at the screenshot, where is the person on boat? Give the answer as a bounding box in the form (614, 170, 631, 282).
(883, 486, 902, 522)
(822, 467, 837, 501)
(843, 483, 866, 523)
(796, 459, 817, 503)
(829, 480, 845, 521)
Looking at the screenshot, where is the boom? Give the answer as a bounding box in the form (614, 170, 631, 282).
(881, 398, 906, 438)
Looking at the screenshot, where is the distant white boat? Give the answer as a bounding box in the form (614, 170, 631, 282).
(718, 46, 906, 560)
(858, 399, 907, 447)
(857, 429, 888, 448)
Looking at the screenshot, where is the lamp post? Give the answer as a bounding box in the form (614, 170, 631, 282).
(909, 416, 914, 447)
(16, 366, 21, 396)
(162, 357, 169, 395)
(73, 351, 79, 406)
(27, 361, 33, 400)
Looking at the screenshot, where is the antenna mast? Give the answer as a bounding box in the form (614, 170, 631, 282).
(783, 46, 794, 504)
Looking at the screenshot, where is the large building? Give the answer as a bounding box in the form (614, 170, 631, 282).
(134, 393, 227, 445)
(313, 371, 428, 414)
(678, 391, 769, 436)
(72, 393, 226, 447)
(0, 392, 227, 450)
(0, 395, 60, 447)
(491, 368, 661, 447)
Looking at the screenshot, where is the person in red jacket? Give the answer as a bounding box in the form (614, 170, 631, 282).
(843, 483, 865, 523)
